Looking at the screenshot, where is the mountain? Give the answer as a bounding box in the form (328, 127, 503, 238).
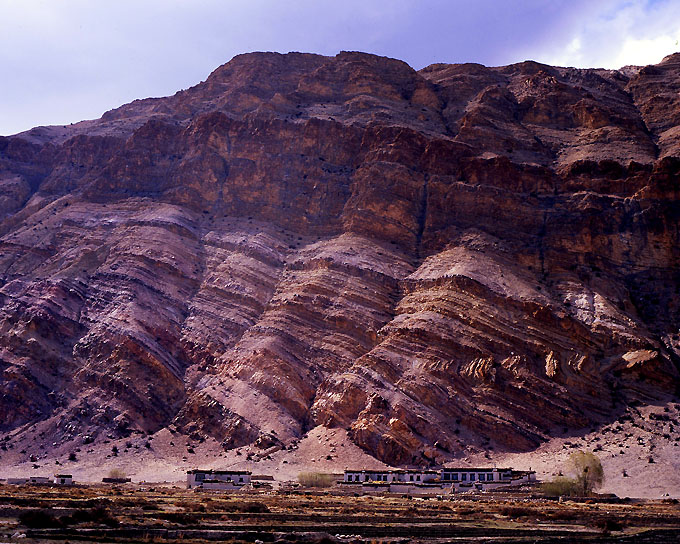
(0, 51, 678, 467)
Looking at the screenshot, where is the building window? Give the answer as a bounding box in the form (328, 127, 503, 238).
(416, 475, 421, 481)
(453, 473, 458, 481)
(347, 475, 352, 481)
(410, 475, 414, 481)
(471, 473, 475, 481)
(239, 477, 244, 482)
(488, 474, 494, 481)
(196, 473, 205, 481)
(461, 473, 467, 481)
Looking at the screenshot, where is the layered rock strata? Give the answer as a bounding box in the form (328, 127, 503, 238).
(0, 51, 678, 465)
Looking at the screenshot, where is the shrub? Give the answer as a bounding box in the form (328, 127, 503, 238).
(92, 506, 119, 527)
(19, 510, 62, 528)
(170, 512, 193, 524)
(595, 518, 623, 533)
(62, 506, 118, 527)
(547, 509, 579, 521)
(541, 476, 582, 497)
(107, 468, 127, 480)
(542, 451, 604, 497)
(240, 501, 270, 513)
(297, 472, 335, 488)
(62, 508, 92, 525)
(499, 506, 533, 518)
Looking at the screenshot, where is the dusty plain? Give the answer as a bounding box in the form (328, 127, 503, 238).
(1, 481, 680, 543)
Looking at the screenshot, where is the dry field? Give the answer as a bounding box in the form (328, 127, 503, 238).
(0, 483, 679, 543)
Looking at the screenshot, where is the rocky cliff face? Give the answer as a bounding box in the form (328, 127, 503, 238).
(0, 51, 678, 465)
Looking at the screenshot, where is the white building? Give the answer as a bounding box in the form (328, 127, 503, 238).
(343, 469, 438, 484)
(343, 467, 535, 493)
(54, 474, 73, 485)
(392, 469, 440, 483)
(343, 468, 443, 494)
(187, 469, 251, 490)
(441, 467, 536, 490)
(441, 467, 510, 483)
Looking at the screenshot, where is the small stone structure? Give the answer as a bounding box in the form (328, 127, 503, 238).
(187, 469, 252, 490)
(54, 474, 73, 485)
(102, 477, 132, 484)
(7, 475, 74, 485)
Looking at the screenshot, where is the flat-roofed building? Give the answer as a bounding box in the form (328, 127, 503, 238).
(441, 467, 536, 490)
(343, 468, 438, 484)
(392, 469, 439, 483)
(440, 467, 512, 483)
(343, 466, 536, 493)
(54, 474, 73, 485)
(187, 469, 252, 490)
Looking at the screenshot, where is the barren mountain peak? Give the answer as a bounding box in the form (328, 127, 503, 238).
(0, 51, 678, 482)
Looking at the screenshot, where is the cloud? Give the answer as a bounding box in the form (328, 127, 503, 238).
(1, 1, 679, 135)
(529, 0, 680, 68)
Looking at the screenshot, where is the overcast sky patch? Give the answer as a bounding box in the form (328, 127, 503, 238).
(1, 0, 678, 135)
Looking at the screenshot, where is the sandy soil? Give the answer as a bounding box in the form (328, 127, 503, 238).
(1, 401, 678, 499)
(466, 400, 680, 499)
(0, 426, 385, 486)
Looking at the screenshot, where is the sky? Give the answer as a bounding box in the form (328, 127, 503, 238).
(1, 0, 679, 136)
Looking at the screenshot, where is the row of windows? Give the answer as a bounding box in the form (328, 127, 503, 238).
(194, 474, 245, 483)
(347, 473, 495, 482)
(347, 474, 392, 481)
(442, 473, 495, 482)
(346, 474, 424, 482)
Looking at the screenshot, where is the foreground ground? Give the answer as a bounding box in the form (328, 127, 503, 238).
(0, 483, 679, 543)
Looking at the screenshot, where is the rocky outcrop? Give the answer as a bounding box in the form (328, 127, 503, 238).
(0, 51, 678, 465)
